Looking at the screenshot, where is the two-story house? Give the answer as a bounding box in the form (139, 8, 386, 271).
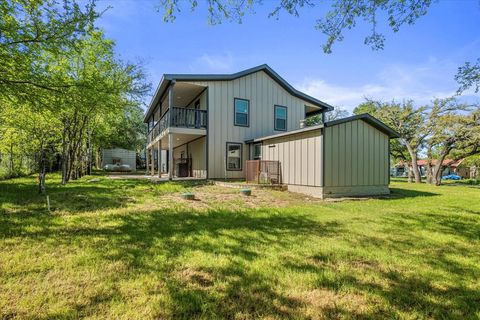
(144, 64, 399, 198)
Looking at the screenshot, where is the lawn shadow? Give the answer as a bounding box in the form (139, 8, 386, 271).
(284, 241, 480, 319)
(0, 205, 341, 319)
(0, 177, 152, 214)
(383, 187, 439, 199)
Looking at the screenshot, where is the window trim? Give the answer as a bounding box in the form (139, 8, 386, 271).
(225, 142, 243, 171)
(234, 98, 250, 127)
(274, 105, 288, 131)
(252, 142, 262, 160)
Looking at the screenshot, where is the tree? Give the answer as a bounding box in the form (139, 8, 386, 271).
(0, 100, 61, 192)
(304, 107, 349, 126)
(156, 0, 478, 92)
(47, 30, 149, 184)
(456, 58, 480, 93)
(353, 99, 413, 180)
(424, 100, 480, 185)
(355, 97, 480, 185)
(353, 100, 380, 116)
(0, 0, 97, 101)
(0, 7, 150, 190)
(374, 100, 427, 183)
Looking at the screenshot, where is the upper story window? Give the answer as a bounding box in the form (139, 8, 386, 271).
(234, 98, 249, 127)
(274, 105, 287, 131)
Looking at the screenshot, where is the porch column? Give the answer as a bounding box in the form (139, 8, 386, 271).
(168, 133, 173, 180)
(150, 147, 155, 176)
(157, 139, 162, 178)
(145, 147, 150, 174)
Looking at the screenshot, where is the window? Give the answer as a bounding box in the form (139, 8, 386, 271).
(234, 98, 249, 126)
(226, 142, 242, 171)
(274, 105, 287, 131)
(252, 143, 262, 160)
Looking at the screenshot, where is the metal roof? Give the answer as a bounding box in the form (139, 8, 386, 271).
(245, 113, 400, 143)
(144, 64, 334, 122)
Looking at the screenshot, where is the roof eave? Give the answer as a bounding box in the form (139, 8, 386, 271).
(145, 64, 334, 114)
(324, 113, 400, 138)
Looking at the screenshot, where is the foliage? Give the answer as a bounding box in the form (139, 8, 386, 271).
(0, 2, 150, 188)
(0, 0, 97, 101)
(424, 100, 480, 184)
(455, 58, 480, 93)
(304, 107, 349, 126)
(353, 99, 380, 116)
(355, 97, 480, 184)
(0, 175, 479, 318)
(156, 0, 478, 92)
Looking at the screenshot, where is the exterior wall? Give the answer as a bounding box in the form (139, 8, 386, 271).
(101, 148, 136, 171)
(287, 185, 324, 198)
(185, 89, 207, 110)
(184, 70, 318, 179)
(323, 120, 389, 196)
(260, 129, 323, 187)
(172, 137, 207, 178)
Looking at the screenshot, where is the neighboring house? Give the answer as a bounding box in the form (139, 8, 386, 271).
(393, 159, 470, 178)
(144, 64, 399, 198)
(102, 148, 137, 172)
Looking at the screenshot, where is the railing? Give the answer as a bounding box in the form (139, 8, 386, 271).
(148, 107, 207, 144)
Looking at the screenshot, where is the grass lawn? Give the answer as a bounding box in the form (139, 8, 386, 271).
(0, 175, 479, 319)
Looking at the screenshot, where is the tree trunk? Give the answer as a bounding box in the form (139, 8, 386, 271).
(432, 152, 450, 186)
(86, 127, 92, 175)
(425, 164, 433, 184)
(96, 148, 101, 169)
(425, 147, 434, 184)
(405, 143, 421, 183)
(38, 148, 46, 194)
(9, 142, 14, 175)
(407, 165, 413, 183)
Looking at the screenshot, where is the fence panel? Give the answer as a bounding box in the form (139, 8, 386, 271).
(246, 160, 281, 184)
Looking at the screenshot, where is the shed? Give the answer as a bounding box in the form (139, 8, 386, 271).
(246, 114, 399, 198)
(101, 148, 137, 172)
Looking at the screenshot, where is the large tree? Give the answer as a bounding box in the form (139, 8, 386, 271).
(0, 0, 97, 101)
(157, 0, 478, 92)
(0, 3, 150, 190)
(354, 98, 480, 185)
(354, 99, 423, 182)
(424, 100, 480, 185)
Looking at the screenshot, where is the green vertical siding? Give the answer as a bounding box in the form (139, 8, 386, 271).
(324, 120, 389, 187)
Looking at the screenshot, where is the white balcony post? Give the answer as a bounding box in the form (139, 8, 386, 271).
(157, 139, 162, 178)
(150, 147, 155, 176)
(168, 133, 173, 180)
(168, 81, 175, 127)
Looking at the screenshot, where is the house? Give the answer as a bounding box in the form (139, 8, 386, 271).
(144, 64, 399, 198)
(393, 159, 470, 178)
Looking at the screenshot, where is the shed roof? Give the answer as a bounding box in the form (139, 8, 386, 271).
(246, 113, 399, 143)
(324, 114, 400, 138)
(144, 64, 334, 121)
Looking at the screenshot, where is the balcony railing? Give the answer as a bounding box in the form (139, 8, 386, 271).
(148, 107, 207, 144)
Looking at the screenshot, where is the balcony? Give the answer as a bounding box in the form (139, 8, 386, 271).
(148, 107, 207, 144)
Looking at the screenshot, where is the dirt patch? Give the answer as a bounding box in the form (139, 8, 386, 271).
(175, 267, 215, 289)
(296, 288, 370, 319)
(161, 185, 323, 211)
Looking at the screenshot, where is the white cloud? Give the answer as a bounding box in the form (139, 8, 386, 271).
(296, 60, 462, 112)
(190, 52, 235, 73)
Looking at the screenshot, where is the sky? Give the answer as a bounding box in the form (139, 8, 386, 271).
(93, 0, 480, 113)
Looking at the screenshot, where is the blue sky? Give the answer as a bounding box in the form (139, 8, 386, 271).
(95, 0, 480, 112)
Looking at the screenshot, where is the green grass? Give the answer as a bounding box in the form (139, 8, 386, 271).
(0, 174, 479, 319)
